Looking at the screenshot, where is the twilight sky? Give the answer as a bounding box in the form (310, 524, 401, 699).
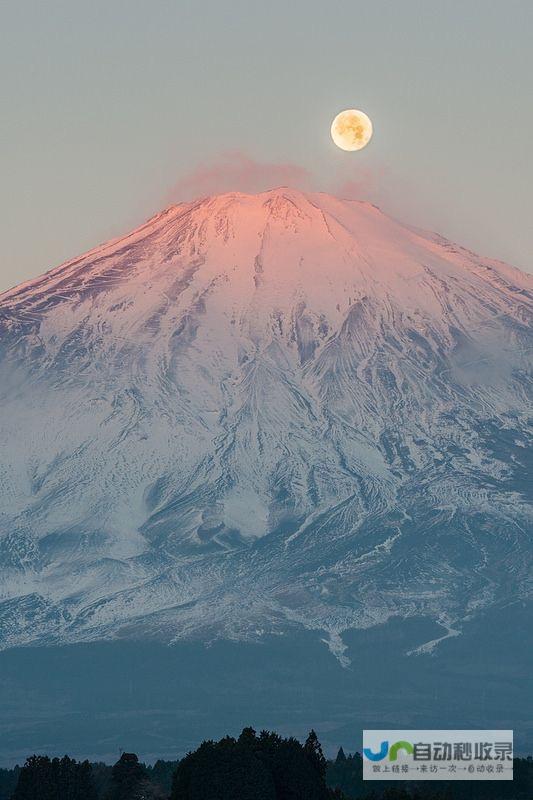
(1, 0, 532, 293)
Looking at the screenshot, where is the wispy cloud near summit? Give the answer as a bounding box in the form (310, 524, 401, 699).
(168, 152, 313, 202)
(167, 151, 391, 210)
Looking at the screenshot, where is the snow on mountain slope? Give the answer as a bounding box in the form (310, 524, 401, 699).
(0, 187, 531, 655)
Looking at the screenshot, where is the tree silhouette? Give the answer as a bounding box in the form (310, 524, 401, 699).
(105, 753, 148, 800)
(12, 755, 97, 800)
(304, 730, 328, 782)
(171, 737, 275, 800)
(335, 747, 347, 764)
(170, 728, 334, 800)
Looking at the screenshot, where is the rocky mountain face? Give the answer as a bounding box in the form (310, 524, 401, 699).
(0, 187, 531, 658)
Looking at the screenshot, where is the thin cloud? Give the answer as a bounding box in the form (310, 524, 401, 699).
(333, 164, 391, 202)
(168, 152, 313, 202)
(167, 151, 393, 213)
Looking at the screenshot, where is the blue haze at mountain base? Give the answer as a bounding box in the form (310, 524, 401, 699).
(0, 604, 530, 766)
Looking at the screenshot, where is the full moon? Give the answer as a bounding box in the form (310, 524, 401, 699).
(331, 109, 373, 151)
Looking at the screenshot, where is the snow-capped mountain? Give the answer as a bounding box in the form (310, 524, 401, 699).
(0, 187, 531, 657)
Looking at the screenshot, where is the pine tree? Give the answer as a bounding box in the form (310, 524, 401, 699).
(335, 747, 347, 764)
(304, 730, 328, 782)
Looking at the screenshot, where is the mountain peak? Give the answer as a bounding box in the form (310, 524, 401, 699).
(1, 186, 530, 351)
(160, 186, 380, 231)
(1, 186, 530, 326)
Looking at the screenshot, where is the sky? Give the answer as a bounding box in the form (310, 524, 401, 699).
(1, 0, 532, 293)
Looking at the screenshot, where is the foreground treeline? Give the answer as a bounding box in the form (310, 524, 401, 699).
(1, 729, 532, 800)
